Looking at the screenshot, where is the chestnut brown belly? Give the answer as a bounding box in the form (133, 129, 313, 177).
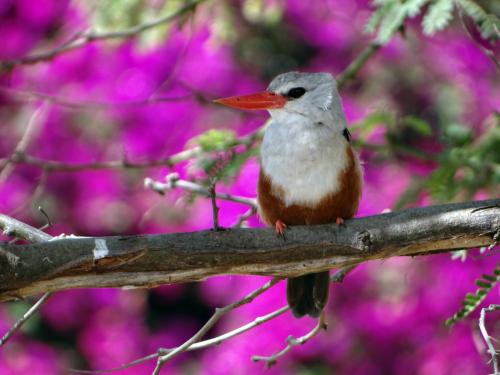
(258, 146, 362, 225)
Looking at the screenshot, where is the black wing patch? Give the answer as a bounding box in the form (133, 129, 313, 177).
(342, 128, 351, 142)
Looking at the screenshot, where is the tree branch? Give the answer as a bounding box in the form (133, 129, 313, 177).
(152, 276, 281, 374)
(0, 199, 498, 302)
(0, 127, 264, 172)
(145, 173, 258, 208)
(337, 42, 382, 89)
(252, 311, 328, 368)
(0, 213, 53, 243)
(0, 86, 195, 109)
(0, 147, 202, 172)
(0, 105, 47, 184)
(0, 292, 51, 346)
(479, 304, 500, 375)
(71, 267, 354, 374)
(0, 0, 204, 71)
(0, 214, 53, 346)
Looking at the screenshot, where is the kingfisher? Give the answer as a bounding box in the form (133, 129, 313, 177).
(215, 72, 363, 318)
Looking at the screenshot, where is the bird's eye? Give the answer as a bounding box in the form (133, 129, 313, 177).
(286, 87, 306, 99)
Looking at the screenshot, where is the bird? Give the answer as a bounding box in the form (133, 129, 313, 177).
(215, 72, 363, 318)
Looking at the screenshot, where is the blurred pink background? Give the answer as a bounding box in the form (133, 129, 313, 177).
(0, 0, 498, 374)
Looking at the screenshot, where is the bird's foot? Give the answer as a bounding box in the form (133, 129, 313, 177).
(275, 220, 287, 238)
(335, 217, 345, 226)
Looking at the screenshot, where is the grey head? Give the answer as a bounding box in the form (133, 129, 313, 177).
(267, 71, 347, 130)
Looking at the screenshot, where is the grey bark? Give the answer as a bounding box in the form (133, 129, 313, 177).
(0, 199, 498, 302)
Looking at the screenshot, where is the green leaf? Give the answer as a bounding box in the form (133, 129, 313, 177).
(422, 0, 454, 35)
(90, 0, 145, 31)
(376, 4, 407, 44)
(457, 0, 486, 22)
(196, 129, 237, 152)
(373, 0, 394, 5)
(457, 0, 500, 40)
(427, 166, 456, 201)
(480, 15, 500, 40)
(404, 0, 430, 17)
(365, 6, 387, 34)
(219, 148, 258, 182)
(446, 260, 500, 326)
(402, 116, 433, 136)
(366, 0, 430, 40)
(477, 289, 488, 297)
(351, 112, 396, 134)
(475, 280, 491, 288)
(443, 123, 473, 146)
(483, 274, 497, 282)
(464, 293, 479, 301)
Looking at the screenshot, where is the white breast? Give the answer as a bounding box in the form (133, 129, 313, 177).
(261, 115, 349, 207)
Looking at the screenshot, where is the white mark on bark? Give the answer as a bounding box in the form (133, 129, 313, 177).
(93, 239, 109, 260)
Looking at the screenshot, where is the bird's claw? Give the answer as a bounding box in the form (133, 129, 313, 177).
(335, 217, 345, 226)
(275, 220, 287, 239)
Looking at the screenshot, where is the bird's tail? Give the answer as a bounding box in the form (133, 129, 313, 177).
(286, 271, 330, 318)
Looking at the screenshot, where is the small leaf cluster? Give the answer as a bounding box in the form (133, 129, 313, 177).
(351, 111, 499, 209)
(196, 129, 238, 152)
(367, 0, 499, 43)
(192, 129, 258, 185)
(457, 0, 500, 39)
(353, 112, 433, 137)
(351, 111, 435, 162)
(395, 118, 499, 208)
(445, 259, 500, 326)
(427, 118, 499, 202)
(197, 148, 257, 184)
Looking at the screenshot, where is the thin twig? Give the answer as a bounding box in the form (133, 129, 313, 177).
(0, 292, 51, 346)
(479, 304, 500, 375)
(8, 171, 48, 217)
(172, 306, 289, 352)
(0, 127, 264, 172)
(252, 311, 328, 368)
(0, 0, 205, 70)
(0, 148, 202, 172)
(145, 173, 257, 209)
(151, 313, 220, 374)
(336, 42, 382, 89)
(233, 206, 258, 228)
(353, 138, 438, 162)
(330, 265, 356, 282)
(488, 229, 500, 251)
(37, 206, 53, 231)
(151, 277, 282, 374)
(70, 306, 290, 374)
(0, 213, 52, 243)
(72, 267, 353, 374)
(247, 267, 355, 368)
(208, 178, 221, 230)
(0, 104, 47, 184)
(0, 86, 195, 109)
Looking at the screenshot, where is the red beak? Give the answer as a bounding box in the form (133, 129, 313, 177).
(214, 91, 287, 110)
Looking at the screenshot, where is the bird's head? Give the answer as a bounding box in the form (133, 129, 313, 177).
(215, 72, 345, 128)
